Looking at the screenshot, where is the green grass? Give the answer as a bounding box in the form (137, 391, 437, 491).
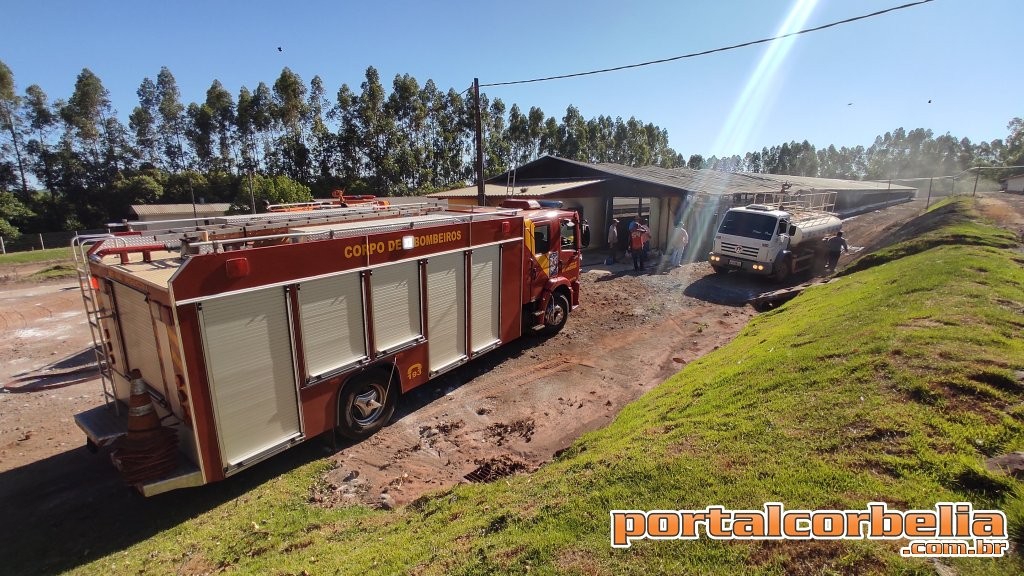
(0, 246, 73, 265)
(71, 197, 1024, 575)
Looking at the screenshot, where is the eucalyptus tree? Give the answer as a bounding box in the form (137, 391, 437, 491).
(420, 86, 468, 189)
(355, 67, 396, 193)
(623, 117, 649, 166)
(0, 60, 29, 194)
(156, 67, 188, 171)
(23, 84, 58, 189)
(250, 82, 275, 173)
(58, 68, 121, 226)
(186, 101, 214, 170)
(204, 80, 235, 173)
(235, 86, 258, 176)
(483, 96, 510, 179)
(506, 104, 528, 166)
(558, 105, 588, 162)
(585, 115, 615, 164)
(272, 67, 309, 181)
(538, 116, 559, 158)
(60, 69, 116, 163)
(129, 77, 159, 166)
(307, 75, 337, 189)
(332, 83, 362, 189)
(415, 79, 443, 190)
(610, 118, 628, 164)
(385, 73, 427, 192)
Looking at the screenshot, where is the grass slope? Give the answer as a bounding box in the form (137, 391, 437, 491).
(0, 246, 73, 265)
(75, 198, 1024, 575)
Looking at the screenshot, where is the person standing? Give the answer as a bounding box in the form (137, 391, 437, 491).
(670, 225, 689, 267)
(825, 231, 849, 272)
(607, 218, 619, 262)
(629, 221, 649, 272)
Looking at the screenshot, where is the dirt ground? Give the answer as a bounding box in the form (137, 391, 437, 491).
(2, 192, 1017, 574)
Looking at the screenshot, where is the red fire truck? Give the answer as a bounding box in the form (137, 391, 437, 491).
(72, 199, 587, 495)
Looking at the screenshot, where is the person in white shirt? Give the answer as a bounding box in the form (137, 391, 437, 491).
(607, 218, 619, 262)
(670, 225, 689, 267)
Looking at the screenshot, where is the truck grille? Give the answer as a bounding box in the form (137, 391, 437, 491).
(719, 242, 759, 258)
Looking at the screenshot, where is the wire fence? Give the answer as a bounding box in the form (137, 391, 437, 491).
(0, 229, 108, 255)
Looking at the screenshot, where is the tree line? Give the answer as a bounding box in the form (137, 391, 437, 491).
(0, 60, 680, 238)
(688, 122, 1022, 182)
(1, 57, 1021, 239)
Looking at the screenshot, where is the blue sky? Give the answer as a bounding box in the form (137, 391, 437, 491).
(2, 0, 1019, 160)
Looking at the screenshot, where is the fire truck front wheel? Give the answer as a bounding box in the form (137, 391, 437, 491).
(543, 292, 570, 335)
(337, 373, 396, 440)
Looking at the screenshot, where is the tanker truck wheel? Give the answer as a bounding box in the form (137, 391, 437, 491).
(772, 257, 791, 283)
(337, 371, 396, 440)
(542, 292, 570, 336)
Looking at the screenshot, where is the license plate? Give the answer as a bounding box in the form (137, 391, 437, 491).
(729, 259, 742, 267)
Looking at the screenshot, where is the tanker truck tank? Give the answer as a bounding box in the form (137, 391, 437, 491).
(788, 212, 842, 247)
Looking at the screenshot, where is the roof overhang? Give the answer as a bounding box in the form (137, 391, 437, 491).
(428, 179, 605, 199)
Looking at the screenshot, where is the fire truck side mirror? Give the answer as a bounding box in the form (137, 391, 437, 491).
(581, 222, 591, 248)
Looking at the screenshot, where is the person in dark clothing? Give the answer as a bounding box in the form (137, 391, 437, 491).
(825, 231, 849, 272)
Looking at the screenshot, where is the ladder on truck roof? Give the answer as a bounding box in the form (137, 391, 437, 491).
(71, 234, 122, 415)
(184, 204, 525, 256)
(89, 201, 522, 259)
(113, 201, 447, 240)
(747, 190, 837, 214)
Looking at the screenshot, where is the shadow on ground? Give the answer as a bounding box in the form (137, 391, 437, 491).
(683, 270, 816, 306)
(0, 438, 330, 576)
(0, 334, 549, 576)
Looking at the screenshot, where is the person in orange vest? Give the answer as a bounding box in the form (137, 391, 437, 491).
(629, 222, 649, 272)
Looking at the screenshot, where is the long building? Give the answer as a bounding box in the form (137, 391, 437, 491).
(429, 156, 916, 260)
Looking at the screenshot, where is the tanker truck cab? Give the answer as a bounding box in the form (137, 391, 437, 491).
(709, 196, 841, 282)
(710, 204, 791, 277)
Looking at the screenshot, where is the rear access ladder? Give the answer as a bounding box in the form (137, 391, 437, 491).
(71, 234, 121, 414)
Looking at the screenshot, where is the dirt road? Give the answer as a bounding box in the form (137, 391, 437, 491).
(1, 192, 1004, 574)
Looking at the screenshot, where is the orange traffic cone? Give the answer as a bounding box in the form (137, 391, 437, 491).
(111, 369, 179, 485)
(126, 370, 161, 434)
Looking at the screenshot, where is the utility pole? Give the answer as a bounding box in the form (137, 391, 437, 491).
(474, 78, 485, 207)
(925, 177, 933, 210)
(972, 169, 980, 197)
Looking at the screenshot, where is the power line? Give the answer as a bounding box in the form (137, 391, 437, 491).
(481, 0, 935, 88)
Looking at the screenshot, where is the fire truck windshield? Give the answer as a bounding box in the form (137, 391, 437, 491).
(718, 211, 778, 241)
(560, 220, 576, 249)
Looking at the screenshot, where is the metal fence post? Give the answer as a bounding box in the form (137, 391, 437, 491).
(39, 233, 45, 250)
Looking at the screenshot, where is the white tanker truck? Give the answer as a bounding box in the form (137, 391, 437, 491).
(708, 191, 842, 282)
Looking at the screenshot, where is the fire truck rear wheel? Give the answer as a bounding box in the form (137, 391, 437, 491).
(543, 292, 570, 335)
(337, 373, 396, 440)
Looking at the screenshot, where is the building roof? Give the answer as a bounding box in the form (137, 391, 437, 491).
(569, 160, 918, 195)
(481, 156, 916, 197)
(427, 180, 604, 199)
(131, 203, 232, 216)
